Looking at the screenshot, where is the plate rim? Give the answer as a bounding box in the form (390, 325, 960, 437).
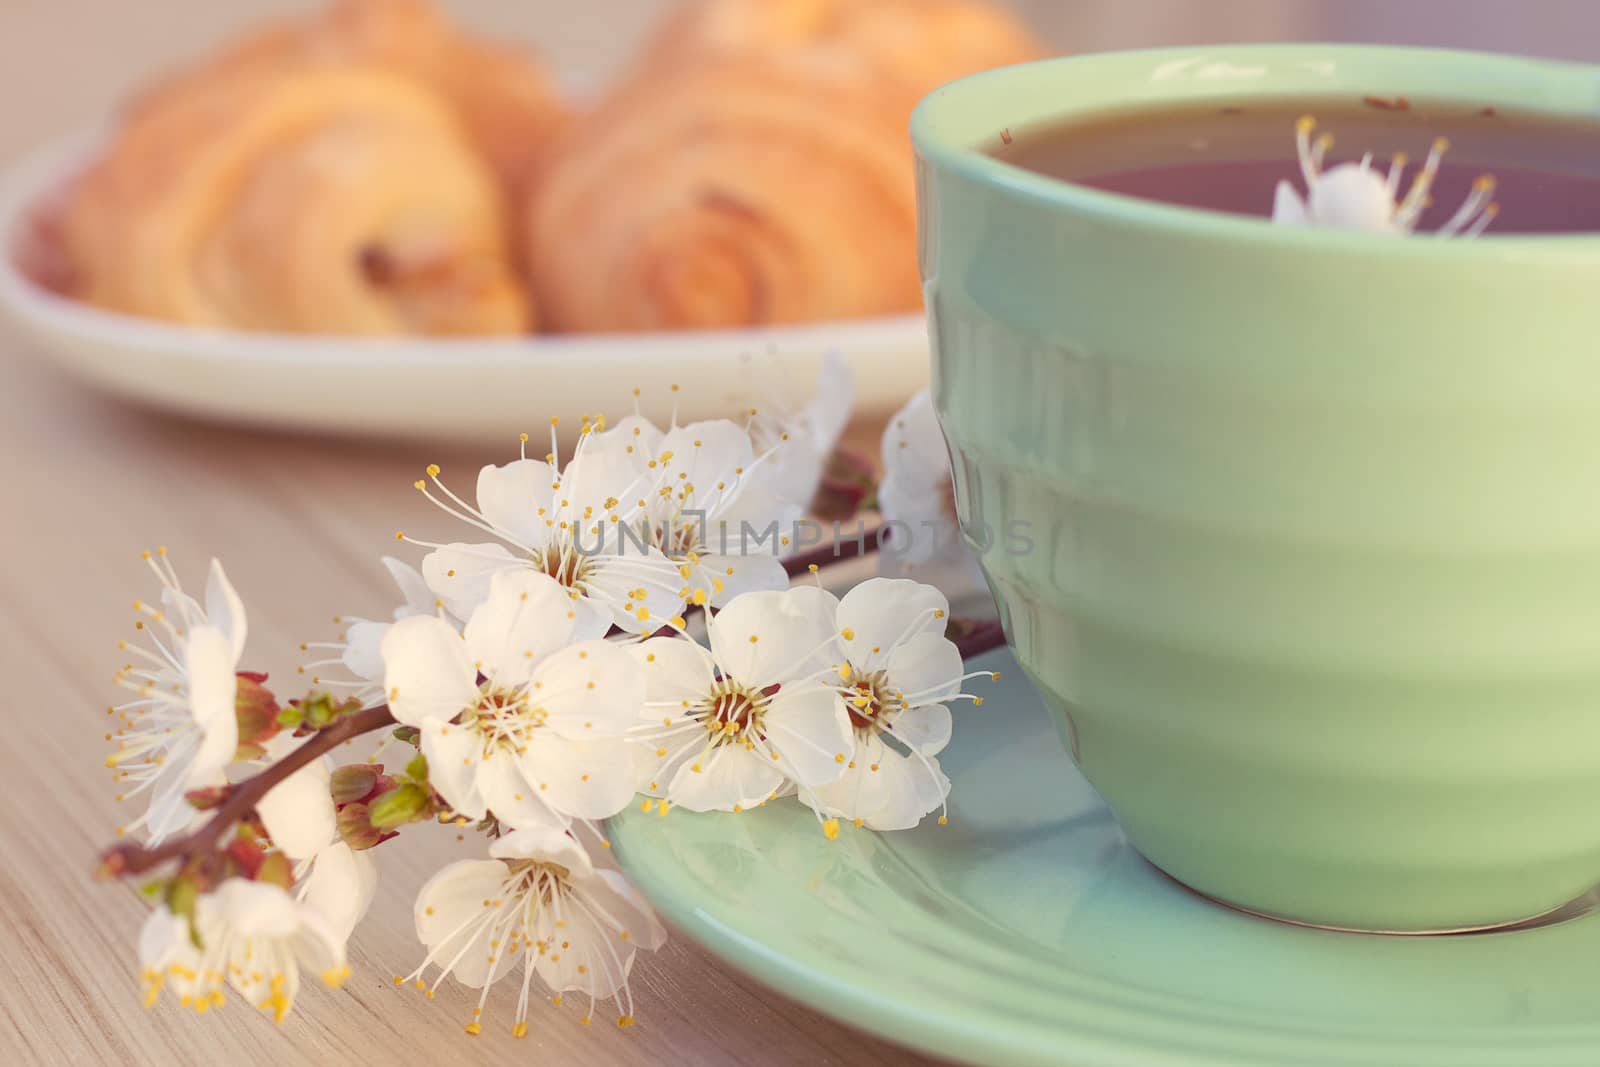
(610, 647, 1600, 1067)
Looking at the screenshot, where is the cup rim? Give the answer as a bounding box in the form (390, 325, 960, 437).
(910, 43, 1600, 260)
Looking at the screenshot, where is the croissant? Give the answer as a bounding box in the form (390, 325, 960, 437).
(527, 54, 923, 333)
(639, 0, 1045, 99)
(66, 67, 529, 335)
(134, 0, 567, 199)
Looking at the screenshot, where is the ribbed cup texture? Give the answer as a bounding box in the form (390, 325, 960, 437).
(919, 147, 1600, 931)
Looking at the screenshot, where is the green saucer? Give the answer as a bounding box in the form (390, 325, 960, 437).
(610, 648, 1600, 1066)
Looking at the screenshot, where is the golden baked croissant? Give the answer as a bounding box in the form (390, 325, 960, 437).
(639, 0, 1045, 99)
(67, 67, 529, 335)
(135, 0, 567, 199)
(527, 53, 924, 333)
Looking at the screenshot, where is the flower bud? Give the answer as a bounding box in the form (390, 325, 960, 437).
(183, 784, 231, 811)
(368, 784, 430, 830)
(224, 835, 267, 880)
(256, 851, 294, 890)
(300, 692, 363, 730)
(337, 802, 384, 850)
(330, 764, 381, 805)
(164, 874, 199, 922)
(233, 672, 283, 759)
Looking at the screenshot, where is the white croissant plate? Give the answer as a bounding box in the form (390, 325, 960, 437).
(0, 132, 929, 443)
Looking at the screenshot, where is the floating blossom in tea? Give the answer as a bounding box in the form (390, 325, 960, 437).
(1272, 115, 1498, 236)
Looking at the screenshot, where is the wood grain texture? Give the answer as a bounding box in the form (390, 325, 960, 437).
(0, 350, 928, 1065)
(13, 2, 1577, 1062)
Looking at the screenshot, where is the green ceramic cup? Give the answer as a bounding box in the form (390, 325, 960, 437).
(912, 44, 1600, 933)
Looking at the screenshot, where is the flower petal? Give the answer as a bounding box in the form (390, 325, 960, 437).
(809, 742, 950, 830)
(533, 866, 665, 997)
(340, 620, 389, 684)
(256, 745, 334, 862)
(581, 546, 685, 637)
(837, 578, 949, 674)
(419, 719, 487, 821)
(665, 744, 784, 812)
(518, 734, 640, 820)
(532, 903, 636, 999)
(696, 552, 789, 608)
(381, 615, 477, 728)
(476, 747, 564, 831)
(421, 542, 520, 621)
(143, 739, 203, 843)
(210, 877, 302, 938)
(290, 904, 347, 985)
(656, 420, 755, 504)
(462, 569, 578, 688)
(884, 632, 964, 709)
(476, 459, 557, 548)
(1272, 179, 1308, 225)
(561, 433, 656, 514)
(381, 556, 436, 618)
(763, 684, 852, 787)
(878, 390, 957, 566)
(586, 414, 665, 469)
(184, 626, 239, 784)
(489, 826, 593, 876)
(762, 350, 853, 509)
(631, 636, 715, 712)
(886, 701, 953, 756)
(138, 906, 197, 973)
(204, 559, 247, 665)
(413, 858, 509, 988)
(531, 641, 645, 740)
(586, 868, 669, 951)
(708, 586, 840, 688)
(301, 842, 377, 942)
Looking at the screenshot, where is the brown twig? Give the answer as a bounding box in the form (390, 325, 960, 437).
(98, 704, 397, 879)
(952, 618, 1007, 661)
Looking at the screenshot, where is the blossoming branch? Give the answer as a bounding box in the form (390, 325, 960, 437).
(95, 365, 1007, 1039)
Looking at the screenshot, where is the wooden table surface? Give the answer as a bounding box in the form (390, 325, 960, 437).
(13, 2, 1576, 1063)
(0, 345, 939, 1066)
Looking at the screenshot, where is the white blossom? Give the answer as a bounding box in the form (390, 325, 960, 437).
(138, 879, 349, 1022)
(108, 552, 246, 842)
(583, 415, 792, 609)
(255, 733, 378, 941)
(405, 826, 665, 1036)
(750, 350, 854, 514)
(300, 556, 437, 705)
(631, 587, 852, 817)
(1272, 115, 1497, 235)
(408, 423, 687, 637)
(807, 579, 990, 830)
(878, 390, 992, 613)
(381, 569, 645, 831)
